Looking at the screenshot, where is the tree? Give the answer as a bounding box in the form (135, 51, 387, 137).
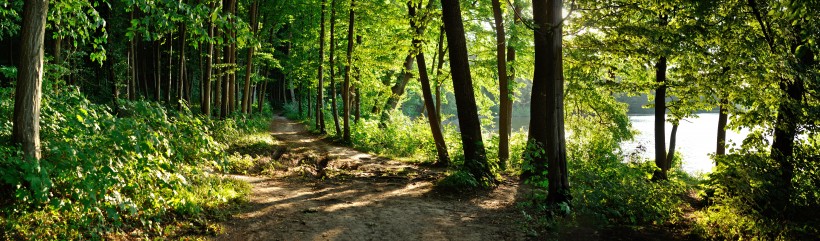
(526, 0, 570, 203)
(491, 0, 510, 169)
(342, 0, 355, 142)
(242, 0, 259, 114)
(441, 0, 494, 185)
(316, 0, 327, 133)
(329, 0, 341, 135)
(410, 0, 449, 166)
(12, 0, 48, 160)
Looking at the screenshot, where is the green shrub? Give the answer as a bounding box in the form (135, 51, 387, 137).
(0, 88, 250, 239)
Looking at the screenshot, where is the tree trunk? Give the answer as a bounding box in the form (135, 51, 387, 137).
(409, 3, 449, 166)
(12, 0, 48, 160)
(243, 0, 258, 114)
(354, 44, 361, 123)
(435, 26, 446, 121)
(329, 0, 342, 135)
(167, 30, 174, 104)
(155, 41, 161, 101)
(491, 0, 510, 170)
(652, 56, 668, 180)
(178, 25, 187, 110)
(203, 6, 214, 116)
(316, 0, 327, 133)
(380, 55, 415, 123)
(441, 0, 494, 185)
(258, 80, 266, 114)
(666, 123, 679, 168)
(526, 0, 570, 203)
(230, 0, 238, 114)
(716, 99, 728, 156)
(342, 0, 355, 142)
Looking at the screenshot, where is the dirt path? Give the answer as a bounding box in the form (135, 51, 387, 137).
(215, 116, 527, 241)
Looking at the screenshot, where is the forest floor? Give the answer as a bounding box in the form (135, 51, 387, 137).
(213, 115, 702, 241)
(214, 116, 528, 241)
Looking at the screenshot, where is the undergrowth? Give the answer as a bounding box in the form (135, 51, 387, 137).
(0, 87, 269, 239)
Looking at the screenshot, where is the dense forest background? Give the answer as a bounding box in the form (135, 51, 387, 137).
(0, 0, 818, 240)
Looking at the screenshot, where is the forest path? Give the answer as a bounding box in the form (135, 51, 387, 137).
(215, 115, 527, 241)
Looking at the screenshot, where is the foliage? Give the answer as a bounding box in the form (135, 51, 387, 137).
(0, 88, 251, 239)
(697, 139, 820, 240)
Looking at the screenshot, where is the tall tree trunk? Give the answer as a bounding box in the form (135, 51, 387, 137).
(316, 0, 327, 133)
(526, 0, 570, 203)
(409, 2, 449, 166)
(435, 26, 446, 121)
(354, 32, 361, 124)
(491, 0, 510, 170)
(13, 0, 48, 160)
(716, 99, 728, 156)
(167, 30, 174, 103)
(230, 0, 238, 114)
(652, 56, 668, 180)
(258, 80, 266, 113)
(329, 0, 342, 135)
(243, 0, 259, 114)
(178, 25, 187, 110)
(203, 6, 214, 116)
(441, 0, 494, 184)
(342, 0, 355, 142)
(380, 55, 415, 123)
(155, 41, 161, 101)
(666, 123, 679, 168)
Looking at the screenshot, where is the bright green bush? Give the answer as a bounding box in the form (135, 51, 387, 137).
(0, 88, 251, 239)
(697, 137, 820, 240)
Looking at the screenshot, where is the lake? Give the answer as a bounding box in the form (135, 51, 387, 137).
(507, 113, 750, 174)
(623, 113, 749, 174)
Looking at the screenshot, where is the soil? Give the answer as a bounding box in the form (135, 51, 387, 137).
(214, 116, 702, 241)
(215, 116, 529, 241)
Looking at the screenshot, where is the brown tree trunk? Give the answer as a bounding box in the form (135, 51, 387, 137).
(243, 0, 259, 114)
(526, 0, 570, 203)
(342, 0, 355, 142)
(491, 0, 510, 170)
(716, 99, 728, 156)
(203, 5, 215, 116)
(409, 2, 449, 166)
(155, 41, 161, 101)
(441, 0, 494, 184)
(329, 0, 342, 135)
(316, 0, 327, 133)
(653, 56, 668, 180)
(666, 123, 679, 168)
(230, 0, 238, 114)
(13, 0, 48, 160)
(178, 25, 187, 110)
(380, 54, 414, 124)
(435, 26, 446, 121)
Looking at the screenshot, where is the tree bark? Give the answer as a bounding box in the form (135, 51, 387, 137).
(316, 0, 327, 133)
(229, 0, 238, 114)
(203, 4, 215, 116)
(329, 0, 342, 135)
(666, 123, 679, 169)
(178, 25, 187, 110)
(652, 56, 668, 180)
(409, 3, 449, 166)
(342, 0, 355, 142)
(716, 99, 728, 156)
(435, 26, 446, 121)
(526, 0, 570, 203)
(441, 0, 494, 185)
(491, 0, 510, 170)
(13, 0, 48, 160)
(243, 0, 258, 114)
(379, 55, 415, 123)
